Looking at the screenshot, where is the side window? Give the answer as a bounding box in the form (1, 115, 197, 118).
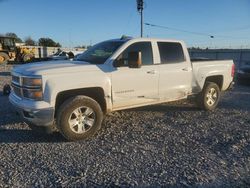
(116, 42, 153, 66)
(157, 42, 185, 64)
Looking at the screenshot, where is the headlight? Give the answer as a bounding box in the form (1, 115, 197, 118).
(22, 76, 43, 100)
(23, 89, 43, 100)
(22, 77, 42, 87)
(11, 74, 43, 101)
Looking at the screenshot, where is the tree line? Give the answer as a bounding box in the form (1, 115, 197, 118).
(4, 32, 61, 47)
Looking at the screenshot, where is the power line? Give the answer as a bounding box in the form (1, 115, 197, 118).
(145, 22, 250, 40)
(145, 23, 214, 38)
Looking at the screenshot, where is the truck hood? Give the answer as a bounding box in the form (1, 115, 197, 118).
(13, 60, 108, 76)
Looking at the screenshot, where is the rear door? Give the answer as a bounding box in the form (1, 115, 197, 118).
(156, 42, 192, 101)
(111, 41, 159, 109)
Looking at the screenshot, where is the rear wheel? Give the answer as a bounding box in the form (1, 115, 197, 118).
(198, 82, 220, 111)
(57, 96, 103, 141)
(0, 52, 9, 64)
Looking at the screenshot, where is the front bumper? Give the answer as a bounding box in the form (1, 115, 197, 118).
(9, 93, 55, 127)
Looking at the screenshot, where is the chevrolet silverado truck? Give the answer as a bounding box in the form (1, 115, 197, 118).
(9, 37, 235, 141)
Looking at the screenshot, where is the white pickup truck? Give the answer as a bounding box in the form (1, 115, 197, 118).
(9, 37, 235, 141)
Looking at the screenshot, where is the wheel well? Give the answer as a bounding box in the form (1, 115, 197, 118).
(55, 87, 107, 117)
(205, 75, 223, 89)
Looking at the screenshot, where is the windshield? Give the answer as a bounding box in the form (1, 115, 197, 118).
(76, 41, 125, 64)
(3, 38, 15, 47)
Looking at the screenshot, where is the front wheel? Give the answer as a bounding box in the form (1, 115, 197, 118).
(0, 52, 9, 64)
(57, 96, 103, 141)
(197, 82, 221, 111)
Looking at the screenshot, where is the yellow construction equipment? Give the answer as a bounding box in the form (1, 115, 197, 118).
(0, 36, 35, 64)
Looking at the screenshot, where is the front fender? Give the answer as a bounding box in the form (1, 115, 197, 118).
(42, 72, 112, 110)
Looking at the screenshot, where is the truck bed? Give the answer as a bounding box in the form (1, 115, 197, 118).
(191, 59, 234, 92)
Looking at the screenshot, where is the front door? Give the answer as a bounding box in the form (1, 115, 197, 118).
(111, 42, 159, 109)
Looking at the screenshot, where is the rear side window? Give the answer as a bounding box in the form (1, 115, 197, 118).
(157, 42, 185, 64)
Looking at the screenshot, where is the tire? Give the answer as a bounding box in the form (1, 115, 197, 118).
(22, 53, 34, 62)
(197, 82, 221, 111)
(56, 96, 103, 141)
(0, 52, 9, 64)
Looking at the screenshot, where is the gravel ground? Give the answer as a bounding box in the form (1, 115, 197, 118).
(0, 65, 250, 187)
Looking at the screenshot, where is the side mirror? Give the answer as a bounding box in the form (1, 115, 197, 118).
(128, 51, 142, 68)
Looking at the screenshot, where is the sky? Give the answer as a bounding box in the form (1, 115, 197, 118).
(0, 0, 250, 48)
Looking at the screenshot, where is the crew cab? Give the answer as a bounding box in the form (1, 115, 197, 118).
(9, 37, 235, 141)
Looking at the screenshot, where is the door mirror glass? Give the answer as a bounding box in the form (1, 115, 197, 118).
(128, 51, 142, 68)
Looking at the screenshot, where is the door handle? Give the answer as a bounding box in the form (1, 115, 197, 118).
(147, 70, 157, 74)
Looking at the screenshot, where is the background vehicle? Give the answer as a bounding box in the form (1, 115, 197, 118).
(50, 50, 83, 61)
(237, 61, 250, 84)
(50, 51, 69, 60)
(0, 36, 16, 64)
(9, 37, 235, 141)
(0, 36, 35, 64)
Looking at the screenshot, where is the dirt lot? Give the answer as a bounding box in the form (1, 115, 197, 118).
(0, 64, 250, 187)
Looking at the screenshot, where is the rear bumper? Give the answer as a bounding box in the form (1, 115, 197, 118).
(9, 93, 55, 127)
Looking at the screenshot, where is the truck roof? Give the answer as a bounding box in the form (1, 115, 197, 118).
(107, 37, 184, 44)
(0, 35, 16, 39)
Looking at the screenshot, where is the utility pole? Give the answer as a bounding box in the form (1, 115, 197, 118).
(137, 0, 144, 37)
